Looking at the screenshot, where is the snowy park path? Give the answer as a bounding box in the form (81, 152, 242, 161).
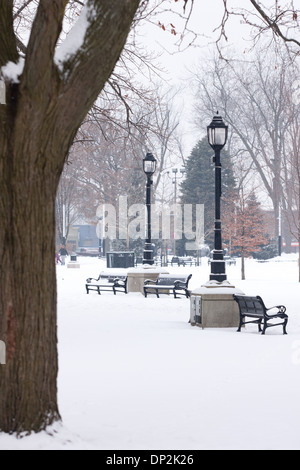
(1, 255, 300, 450)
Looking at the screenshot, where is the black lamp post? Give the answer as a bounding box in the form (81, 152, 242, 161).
(167, 167, 185, 256)
(207, 113, 228, 282)
(143, 152, 157, 265)
(97, 215, 103, 258)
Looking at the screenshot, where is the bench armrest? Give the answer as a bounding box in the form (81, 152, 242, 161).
(174, 280, 187, 288)
(174, 274, 192, 288)
(113, 278, 126, 286)
(86, 276, 101, 284)
(266, 305, 287, 315)
(144, 279, 157, 285)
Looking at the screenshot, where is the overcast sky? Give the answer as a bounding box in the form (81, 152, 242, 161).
(141, 0, 254, 74)
(138, 0, 257, 156)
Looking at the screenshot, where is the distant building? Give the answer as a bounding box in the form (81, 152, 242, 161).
(67, 225, 99, 255)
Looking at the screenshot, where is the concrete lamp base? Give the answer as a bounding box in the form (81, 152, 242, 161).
(190, 280, 245, 329)
(127, 266, 169, 295)
(67, 260, 80, 269)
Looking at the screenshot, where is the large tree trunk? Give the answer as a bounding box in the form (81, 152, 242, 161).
(0, 86, 63, 431)
(0, 0, 141, 434)
(0, 164, 60, 433)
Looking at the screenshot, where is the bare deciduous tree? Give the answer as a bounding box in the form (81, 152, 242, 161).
(56, 85, 182, 245)
(0, 0, 194, 434)
(193, 47, 296, 244)
(0, 0, 143, 435)
(281, 78, 300, 280)
(220, 1, 300, 55)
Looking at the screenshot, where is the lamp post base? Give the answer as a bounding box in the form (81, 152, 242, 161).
(190, 282, 245, 328)
(209, 250, 227, 282)
(143, 243, 154, 265)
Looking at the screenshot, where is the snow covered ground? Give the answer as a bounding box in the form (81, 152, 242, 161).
(1, 254, 300, 450)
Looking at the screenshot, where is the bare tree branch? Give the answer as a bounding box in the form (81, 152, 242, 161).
(13, 0, 36, 20)
(250, 0, 300, 48)
(0, 1, 18, 67)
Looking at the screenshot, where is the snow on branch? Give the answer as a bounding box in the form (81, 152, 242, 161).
(1, 58, 25, 84)
(54, 2, 97, 71)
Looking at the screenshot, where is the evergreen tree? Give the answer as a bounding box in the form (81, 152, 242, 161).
(180, 137, 235, 247)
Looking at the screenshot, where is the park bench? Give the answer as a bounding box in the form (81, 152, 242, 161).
(233, 295, 288, 335)
(224, 255, 236, 266)
(170, 256, 197, 267)
(144, 274, 192, 299)
(86, 272, 128, 295)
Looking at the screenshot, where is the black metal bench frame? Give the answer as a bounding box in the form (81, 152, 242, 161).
(233, 295, 288, 335)
(144, 274, 192, 299)
(86, 273, 128, 295)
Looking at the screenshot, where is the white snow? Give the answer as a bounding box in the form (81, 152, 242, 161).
(0, 254, 300, 450)
(55, 4, 96, 70)
(1, 58, 25, 84)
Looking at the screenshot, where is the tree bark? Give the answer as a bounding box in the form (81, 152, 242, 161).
(0, 0, 140, 434)
(0, 168, 61, 433)
(241, 252, 245, 280)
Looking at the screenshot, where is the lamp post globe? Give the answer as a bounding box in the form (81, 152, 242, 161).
(207, 113, 228, 282)
(143, 153, 157, 265)
(207, 113, 228, 150)
(143, 152, 157, 177)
